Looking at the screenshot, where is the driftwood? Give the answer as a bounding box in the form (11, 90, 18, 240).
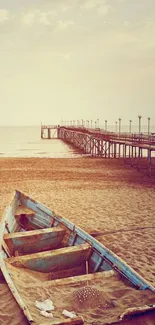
(120, 304, 155, 320)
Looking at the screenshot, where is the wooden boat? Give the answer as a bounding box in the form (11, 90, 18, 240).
(0, 190, 155, 325)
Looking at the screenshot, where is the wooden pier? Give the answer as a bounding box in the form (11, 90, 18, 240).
(41, 125, 155, 176)
(41, 125, 58, 139)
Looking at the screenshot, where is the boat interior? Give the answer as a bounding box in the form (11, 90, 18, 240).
(1, 190, 114, 281)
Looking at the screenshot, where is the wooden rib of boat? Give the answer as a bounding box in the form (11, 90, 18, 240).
(0, 189, 155, 325)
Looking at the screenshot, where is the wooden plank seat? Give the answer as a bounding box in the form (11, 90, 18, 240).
(15, 212, 35, 229)
(5, 243, 91, 273)
(15, 212, 50, 231)
(4, 227, 65, 256)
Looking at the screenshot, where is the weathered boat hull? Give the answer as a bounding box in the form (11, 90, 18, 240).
(0, 190, 155, 325)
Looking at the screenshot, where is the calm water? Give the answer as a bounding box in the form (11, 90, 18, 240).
(0, 126, 82, 158)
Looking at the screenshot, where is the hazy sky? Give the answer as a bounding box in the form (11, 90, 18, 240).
(0, 0, 155, 126)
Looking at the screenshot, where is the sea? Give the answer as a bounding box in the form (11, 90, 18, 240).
(0, 125, 154, 158)
(0, 126, 82, 158)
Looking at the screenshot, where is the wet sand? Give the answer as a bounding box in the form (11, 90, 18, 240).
(0, 157, 155, 324)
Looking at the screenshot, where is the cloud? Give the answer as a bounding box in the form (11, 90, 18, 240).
(78, 0, 112, 15)
(123, 21, 130, 26)
(20, 10, 55, 26)
(0, 9, 10, 23)
(38, 12, 51, 26)
(57, 20, 75, 29)
(0, 7, 76, 33)
(79, 0, 104, 9)
(61, 52, 71, 60)
(115, 32, 140, 45)
(97, 5, 112, 15)
(21, 12, 36, 26)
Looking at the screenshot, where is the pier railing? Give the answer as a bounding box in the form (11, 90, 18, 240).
(58, 126, 155, 149)
(41, 125, 58, 129)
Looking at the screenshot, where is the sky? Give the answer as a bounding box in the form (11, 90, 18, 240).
(0, 0, 155, 126)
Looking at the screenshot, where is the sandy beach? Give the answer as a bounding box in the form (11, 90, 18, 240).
(0, 157, 155, 324)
